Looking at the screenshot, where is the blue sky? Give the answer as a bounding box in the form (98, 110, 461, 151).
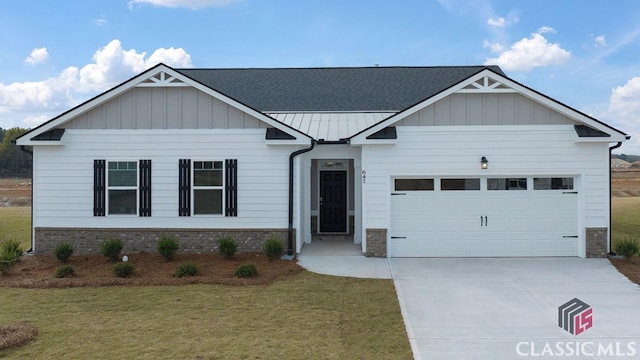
(1, 0, 640, 153)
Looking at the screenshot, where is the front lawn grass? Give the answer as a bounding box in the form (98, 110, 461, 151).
(612, 197, 640, 246)
(0, 207, 30, 251)
(0, 272, 412, 359)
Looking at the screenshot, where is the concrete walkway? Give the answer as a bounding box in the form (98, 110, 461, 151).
(297, 246, 640, 359)
(297, 236, 391, 279)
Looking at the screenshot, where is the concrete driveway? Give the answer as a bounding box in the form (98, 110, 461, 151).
(390, 258, 640, 360)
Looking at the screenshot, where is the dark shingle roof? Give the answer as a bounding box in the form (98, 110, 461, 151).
(177, 66, 505, 112)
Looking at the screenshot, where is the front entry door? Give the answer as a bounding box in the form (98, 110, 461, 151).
(319, 170, 347, 233)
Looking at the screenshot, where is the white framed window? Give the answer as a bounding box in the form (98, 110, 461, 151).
(193, 160, 224, 215)
(108, 161, 138, 215)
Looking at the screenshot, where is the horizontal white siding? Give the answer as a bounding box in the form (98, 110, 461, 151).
(361, 125, 609, 230)
(33, 129, 301, 229)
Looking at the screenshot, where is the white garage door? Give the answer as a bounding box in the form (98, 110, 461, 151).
(389, 177, 579, 257)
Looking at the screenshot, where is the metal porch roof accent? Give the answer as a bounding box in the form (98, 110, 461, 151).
(177, 66, 504, 112)
(267, 112, 394, 141)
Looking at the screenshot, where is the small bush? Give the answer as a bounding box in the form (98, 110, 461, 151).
(113, 262, 134, 278)
(235, 263, 258, 278)
(54, 242, 74, 263)
(263, 237, 284, 259)
(614, 238, 640, 259)
(55, 265, 75, 278)
(175, 262, 199, 278)
(158, 236, 179, 261)
(218, 237, 237, 259)
(0, 240, 24, 274)
(0, 323, 38, 351)
(100, 238, 124, 262)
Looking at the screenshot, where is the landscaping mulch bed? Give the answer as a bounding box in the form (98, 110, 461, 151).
(0, 252, 303, 289)
(610, 256, 640, 285)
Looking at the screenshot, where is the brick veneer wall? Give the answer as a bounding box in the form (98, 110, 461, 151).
(585, 227, 608, 258)
(34, 227, 291, 255)
(365, 228, 387, 257)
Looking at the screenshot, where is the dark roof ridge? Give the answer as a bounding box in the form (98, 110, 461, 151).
(176, 65, 499, 71)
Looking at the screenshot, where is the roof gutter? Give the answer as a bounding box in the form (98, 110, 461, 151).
(608, 141, 623, 256)
(287, 140, 316, 256)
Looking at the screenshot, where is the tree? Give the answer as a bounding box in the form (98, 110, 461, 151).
(0, 127, 32, 178)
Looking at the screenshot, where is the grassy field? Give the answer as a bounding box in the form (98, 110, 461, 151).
(0, 273, 411, 359)
(0, 207, 30, 251)
(611, 197, 640, 244)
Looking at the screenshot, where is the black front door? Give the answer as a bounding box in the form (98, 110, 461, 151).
(319, 170, 347, 233)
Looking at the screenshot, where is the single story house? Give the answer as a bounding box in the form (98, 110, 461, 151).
(16, 64, 629, 258)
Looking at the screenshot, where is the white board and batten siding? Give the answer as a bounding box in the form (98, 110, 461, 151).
(33, 129, 296, 229)
(362, 125, 610, 257)
(66, 87, 268, 130)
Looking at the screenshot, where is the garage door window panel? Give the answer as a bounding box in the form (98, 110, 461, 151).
(534, 177, 574, 190)
(487, 178, 527, 190)
(441, 178, 480, 191)
(395, 179, 434, 191)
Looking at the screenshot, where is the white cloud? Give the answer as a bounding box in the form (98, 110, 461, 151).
(537, 26, 556, 34)
(487, 17, 505, 27)
(483, 40, 504, 53)
(609, 77, 640, 120)
(594, 34, 607, 47)
(484, 29, 571, 72)
(487, 16, 518, 28)
(0, 39, 193, 129)
(24, 47, 49, 65)
(607, 77, 640, 152)
(94, 17, 108, 26)
(128, 0, 236, 10)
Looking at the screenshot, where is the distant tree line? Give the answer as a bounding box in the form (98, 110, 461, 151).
(0, 127, 32, 178)
(612, 154, 640, 164)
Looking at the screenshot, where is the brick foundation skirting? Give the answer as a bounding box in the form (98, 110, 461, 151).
(585, 227, 608, 258)
(365, 228, 387, 257)
(34, 227, 292, 256)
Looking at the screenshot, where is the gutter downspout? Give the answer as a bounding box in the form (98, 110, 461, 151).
(17, 144, 34, 254)
(287, 140, 316, 256)
(609, 142, 623, 256)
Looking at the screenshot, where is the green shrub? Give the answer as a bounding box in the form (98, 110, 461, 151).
(614, 238, 640, 259)
(54, 242, 74, 263)
(55, 265, 75, 278)
(235, 263, 258, 278)
(100, 238, 124, 262)
(0, 240, 23, 274)
(218, 237, 237, 259)
(113, 262, 134, 278)
(175, 262, 199, 278)
(158, 236, 179, 261)
(263, 237, 284, 259)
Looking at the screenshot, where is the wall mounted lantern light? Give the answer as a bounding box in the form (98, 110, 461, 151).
(481, 156, 489, 169)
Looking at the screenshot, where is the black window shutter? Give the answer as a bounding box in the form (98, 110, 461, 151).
(179, 159, 191, 216)
(139, 160, 152, 217)
(93, 159, 106, 216)
(225, 159, 238, 217)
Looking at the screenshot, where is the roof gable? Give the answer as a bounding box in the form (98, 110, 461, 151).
(351, 69, 628, 143)
(17, 64, 309, 145)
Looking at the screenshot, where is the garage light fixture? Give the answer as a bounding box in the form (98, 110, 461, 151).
(481, 156, 489, 169)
